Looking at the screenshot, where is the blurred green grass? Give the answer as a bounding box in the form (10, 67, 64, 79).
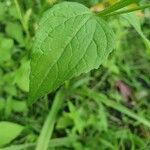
(0, 0, 150, 149)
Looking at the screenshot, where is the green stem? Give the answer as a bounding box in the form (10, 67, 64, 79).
(98, 0, 137, 17)
(105, 4, 150, 16)
(36, 89, 65, 150)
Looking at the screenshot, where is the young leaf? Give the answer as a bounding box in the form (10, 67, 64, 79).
(29, 2, 115, 103)
(0, 121, 23, 147)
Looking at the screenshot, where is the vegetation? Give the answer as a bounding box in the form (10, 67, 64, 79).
(0, 0, 150, 150)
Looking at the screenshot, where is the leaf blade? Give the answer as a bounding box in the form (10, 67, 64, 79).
(0, 121, 23, 147)
(29, 2, 115, 104)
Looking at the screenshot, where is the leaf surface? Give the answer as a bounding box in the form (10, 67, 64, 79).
(29, 2, 114, 103)
(0, 121, 23, 147)
(5, 22, 24, 45)
(15, 59, 30, 92)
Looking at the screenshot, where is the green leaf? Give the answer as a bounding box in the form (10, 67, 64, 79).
(29, 2, 115, 103)
(0, 121, 24, 147)
(121, 13, 150, 51)
(15, 59, 30, 92)
(0, 98, 27, 113)
(5, 22, 24, 45)
(0, 35, 14, 63)
(56, 113, 73, 129)
(8, 4, 20, 19)
(11, 99, 28, 113)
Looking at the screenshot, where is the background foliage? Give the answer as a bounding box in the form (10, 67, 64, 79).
(0, 0, 150, 149)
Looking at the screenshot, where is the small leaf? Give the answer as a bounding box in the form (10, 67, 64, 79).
(15, 59, 30, 92)
(8, 4, 20, 19)
(5, 22, 24, 45)
(56, 114, 73, 129)
(121, 13, 150, 50)
(29, 2, 115, 103)
(0, 121, 23, 147)
(0, 35, 14, 63)
(11, 100, 28, 113)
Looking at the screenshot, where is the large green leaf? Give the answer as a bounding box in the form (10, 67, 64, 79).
(0, 122, 23, 147)
(29, 2, 114, 103)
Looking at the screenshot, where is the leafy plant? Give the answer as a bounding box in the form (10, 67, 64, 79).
(27, 0, 150, 150)
(29, 0, 150, 103)
(0, 0, 150, 149)
(29, 2, 115, 103)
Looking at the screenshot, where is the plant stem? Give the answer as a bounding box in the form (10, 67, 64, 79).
(98, 0, 137, 17)
(36, 89, 65, 150)
(106, 3, 150, 16)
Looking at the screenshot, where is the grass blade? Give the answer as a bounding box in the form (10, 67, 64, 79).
(106, 4, 150, 16)
(98, 0, 137, 16)
(77, 88, 150, 128)
(0, 137, 76, 150)
(36, 89, 64, 150)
